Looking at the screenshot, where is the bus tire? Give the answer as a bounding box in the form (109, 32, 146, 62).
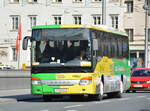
(43, 95, 52, 102)
(107, 81, 123, 98)
(97, 81, 104, 100)
(116, 81, 124, 98)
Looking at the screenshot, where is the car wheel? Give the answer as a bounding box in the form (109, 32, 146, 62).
(132, 90, 136, 93)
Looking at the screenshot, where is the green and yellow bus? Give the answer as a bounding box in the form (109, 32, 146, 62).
(23, 24, 130, 101)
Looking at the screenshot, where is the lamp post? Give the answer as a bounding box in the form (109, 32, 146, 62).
(102, 0, 106, 25)
(143, 0, 150, 68)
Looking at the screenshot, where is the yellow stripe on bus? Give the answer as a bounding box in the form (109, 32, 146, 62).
(61, 24, 110, 32)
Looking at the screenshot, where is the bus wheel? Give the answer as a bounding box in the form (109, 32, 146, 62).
(97, 81, 104, 100)
(108, 81, 123, 98)
(43, 95, 52, 102)
(116, 81, 123, 98)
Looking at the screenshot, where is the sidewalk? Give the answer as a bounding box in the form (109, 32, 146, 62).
(0, 89, 42, 103)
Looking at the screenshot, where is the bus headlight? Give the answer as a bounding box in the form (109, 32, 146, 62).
(31, 77, 41, 85)
(32, 80, 41, 85)
(79, 76, 92, 85)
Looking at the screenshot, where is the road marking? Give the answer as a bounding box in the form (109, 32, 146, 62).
(136, 96, 146, 98)
(95, 100, 111, 104)
(147, 98, 150, 100)
(64, 104, 83, 109)
(67, 110, 78, 111)
(117, 98, 130, 101)
(40, 110, 49, 111)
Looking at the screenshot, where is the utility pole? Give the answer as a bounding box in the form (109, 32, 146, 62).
(102, 0, 106, 25)
(143, 0, 150, 68)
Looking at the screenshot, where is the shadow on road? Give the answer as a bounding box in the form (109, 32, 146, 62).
(0, 94, 42, 101)
(19, 95, 111, 103)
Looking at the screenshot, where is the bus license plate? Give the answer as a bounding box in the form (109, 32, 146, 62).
(54, 88, 67, 93)
(134, 85, 142, 87)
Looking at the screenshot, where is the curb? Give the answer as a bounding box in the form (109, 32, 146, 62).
(17, 96, 42, 101)
(0, 96, 42, 103)
(0, 98, 17, 103)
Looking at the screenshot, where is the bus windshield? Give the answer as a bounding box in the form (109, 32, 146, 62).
(32, 40, 92, 67)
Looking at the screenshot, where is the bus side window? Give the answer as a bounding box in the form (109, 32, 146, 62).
(108, 37, 111, 58)
(123, 38, 129, 59)
(111, 38, 115, 58)
(118, 37, 123, 58)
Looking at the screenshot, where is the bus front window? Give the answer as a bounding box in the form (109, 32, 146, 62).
(32, 40, 91, 67)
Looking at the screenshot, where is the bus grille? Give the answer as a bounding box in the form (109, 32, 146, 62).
(41, 80, 80, 86)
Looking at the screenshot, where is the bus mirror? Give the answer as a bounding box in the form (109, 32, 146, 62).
(93, 39, 98, 51)
(23, 36, 30, 50)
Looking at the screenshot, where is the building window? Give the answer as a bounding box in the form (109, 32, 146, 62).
(110, 15, 118, 29)
(11, 15, 20, 30)
(73, 0, 82, 2)
(92, 0, 101, 2)
(12, 48, 17, 61)
(109, 0, 119, 2)
(125, 1, 133, 13)
(28, 0, 38, 3)
(10, 0, 19, 3)
(125, 29, 134, 42)
(53, 0, 62, 3)
(73, 15, 82, 25)
(53, 16, 61, 25)
(93, 15, 102, 25)
(29, 15, 37, 28)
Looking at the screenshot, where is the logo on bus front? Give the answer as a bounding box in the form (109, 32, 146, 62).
(56, 75, 65, 78)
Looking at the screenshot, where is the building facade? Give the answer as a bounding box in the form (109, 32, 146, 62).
(0, 0, 125, 69)
(124, 0, 150, 68)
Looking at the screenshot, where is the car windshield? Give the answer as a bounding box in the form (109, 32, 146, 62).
(132, 70, 150, 77)
(32, 40, 91, 67)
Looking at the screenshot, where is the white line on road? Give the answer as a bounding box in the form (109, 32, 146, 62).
(117, 98, 130, 101)
(40, 110, 49, 111)
(64, 104, 83, 109)
(95, 100, 111, 104)
(147, 98, 150, 100)
(67, 110, 78, 111)
(136, 96, 146, 98)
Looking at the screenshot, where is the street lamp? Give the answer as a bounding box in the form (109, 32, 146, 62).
(143, 0, 150, 68)
(102, 0, 106, 25)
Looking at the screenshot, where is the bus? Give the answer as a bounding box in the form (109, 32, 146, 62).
(23, 24, 130, 101)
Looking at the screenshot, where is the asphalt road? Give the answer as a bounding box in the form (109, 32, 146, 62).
(0, 92, 150, 111)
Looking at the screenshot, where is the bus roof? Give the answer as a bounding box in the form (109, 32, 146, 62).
(32, 24, 128, 37)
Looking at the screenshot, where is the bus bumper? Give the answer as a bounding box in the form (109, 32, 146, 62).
(31, 84, 95, 95)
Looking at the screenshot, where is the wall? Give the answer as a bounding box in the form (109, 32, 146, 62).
(0, 70, 30, 90)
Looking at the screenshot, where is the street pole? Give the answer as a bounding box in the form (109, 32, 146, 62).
(145, 8, 149, 68)
(102, 0, 106, 25)
(143, 0, 149, 68)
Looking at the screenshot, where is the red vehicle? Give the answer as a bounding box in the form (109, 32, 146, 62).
(128, 68, 150, 92)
